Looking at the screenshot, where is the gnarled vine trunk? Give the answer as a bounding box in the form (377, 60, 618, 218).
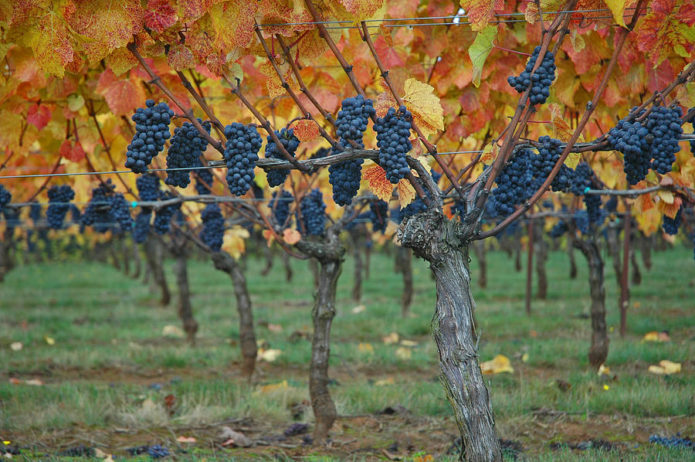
(172, 247, 198, 345)
(574, 238, 609, 369)
(131, 238, 142, 279)
(533, 223, 548, 299)
(394, 246, 413, 317)
(349, 229, 363, 302)
(211, 251, 257, 380)
(281, 251, 293, 282)
(567, 231, 578, 279)
(143, 236, 171, 306)
(472, 240, 487, 289)
(631, 250, 642, 285)
(399, 212, 502, 462)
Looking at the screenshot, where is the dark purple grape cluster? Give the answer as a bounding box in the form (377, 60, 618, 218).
(375, 106, 412, 184)
(328, 155, 363, 206)
(583, 194, 603, 227)
(605, 196, 618, 213)
(366, 200, 389, 233)
(136, 173, 161, 202)
(336, 95, 374, 142)
(310, 147, 330, 160)
(82, 180, 131, 233)
(133, 211, 151, 244)
(649, 434, 694, 450)
(573, 210, 589, 234)
(154, 191, 180, 235)
(269, 190, 293, 229)
(490, 149, 534, 217)
(662, 207, 682, 235)
(570, 162, 594, 196)
(165, 120, 211, 188)
(530, 136, 562, 191)
(0, 184, 10, 215)
(200, 203, 224, 251)
(47, 185, 75, 229)
(125, 100, 174, 173)
(194, 169, 213, 195)
(549, 221, 568, 238)
(224, 123, 263, 196)
(146, 445, 170, 459)
(265, 128, 300, 187)
(299, 189, 326, 236)
(645, 106, 683, 174)
(3, 206, 19, 232)
(507, 46, 556, 105)
(608, 109, 650, 184)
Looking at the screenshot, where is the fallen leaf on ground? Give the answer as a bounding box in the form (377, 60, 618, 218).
(375, 377, 395, 386)
(597, 364, 611, 376)
(162, 325, 184, 338)
(358, 343, 374, 354)
(8, 378, 21, 385)
(44, 336, 55, 345)
(648, 360, 681, 375)
(10, 342, 22, 351)
(258, 380, 288, 394)
(219, 427, 252, 447)
(382, 332, 399, 344)
(400, 339, 418, 347)
(267, 323, 283, 333)
(480, 355, 514, 374)
(395, 347, 411, 360)
(176, 436, 196, 443)
(642, 331, 671, 342)
(352, 305, 366, 314)
(521, 353, 529, 363)
(25, 379, 44, 386)
(258, 348, 282, 362)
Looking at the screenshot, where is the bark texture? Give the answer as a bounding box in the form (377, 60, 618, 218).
(567, 232, 578, 279)
(394, 246, 413, 317)
(631, 250, 642, 285)
(172, 248, 198, 345)
(131, 238, 142, 279)
(399, 212, 502, 462)
(281, 251, 293, 282)
(349, 229, 363, 302)
(143, 236, 171, 306)
(574, 238, 609, 369)
(472, 240, 487, 289)
(533, 223, 548, 299)
(212, 251, 257, 379)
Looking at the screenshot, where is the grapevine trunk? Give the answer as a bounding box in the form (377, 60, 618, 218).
(143, 236, 171, 306)
(173, 250, 198, 345)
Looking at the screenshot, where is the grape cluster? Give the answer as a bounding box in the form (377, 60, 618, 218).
(605, 196, 618, 213)
(573, 210, 589, 234)
(269, 190, 293, 229)
(0, 184, 10, 215)
(125, 100, 174, 173)
(507, 46, 556, 105)
(154, 192, 180, 235)
(194, 169, 213, 195)
(336, 95, 374, 142)
(224, 123, 263, 196)
(366, 200, 389, 233)
(645, 106, 682, 174)
(133, 211, 151, 244)
(649, 434, 694, 450)
(137, 173, 161, 201)
(147, 445, 170, 459)
(265, 128, 300, 187)
(569, 162, 594, 195)
(200, 203, 225, 251)
(299, 189, 326, 236)
(375, 106, 412, 184)
(549, 221, 568, 238)
(662, 208, 682, 235)
(530, 136, 562, 191)
(608, 114, 649, 184)
(165, 120, 211, 188)
(690, 119, 695, 155)
(490, 149, 534, 217)
(47, 185, 75, 230)
(329, 155, 363, 206)
(82, 180, 131, 233)
(310, 147, 330, 160)
(583, 194, 603, 227)
(3, 207, 19, 232)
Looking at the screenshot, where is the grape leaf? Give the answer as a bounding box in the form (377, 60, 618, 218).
(59, 139, 86, 162)
(362, 163, 394, 202)
(144, 0, 177, 33)
(468, 25, 496, 88)
(167, 44, 195, 71)
(402, 78, 444, 137)
(27, 104, 52, 130)
(291, 120, 319, 142)
(96, 69, 145, 116)
(604, 0, 627, 28)
(397, 179, 415, 208)
(209, 1, 259, 50)
(105, 47, 139, 76)
(634, 0, 695, 68)
(460, 0, 496, 32)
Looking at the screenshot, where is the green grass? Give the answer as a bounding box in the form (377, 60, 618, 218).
(1, 245, 694, 460)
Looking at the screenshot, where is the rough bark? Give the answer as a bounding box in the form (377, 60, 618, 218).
(533, 223, 548, 300)
(294, 238, 345, 443)
(365, 240, 371, 279)
(394, 246, 413, 318)
(109, 243, 121, 271)
(281, 251, 293, 282)
(399, 212, 502, 462)
(514, 237, 522, 272)
(309, 257, 320, 291)
(631, 250, 642, 285)
(121, 238, 131, 276)
(566, 231, 578, 279)
(260, 241, 273, 276)
(212, 251, 257, 379)
(131, 238, 142, 279)
(472, 240, 487, 289)
(574, 238, 609, 369)
(143, 236, 171, 306)
(639, 232, 653, 270)
(605, 223, 624, 306)
(172, 248, 198, 345)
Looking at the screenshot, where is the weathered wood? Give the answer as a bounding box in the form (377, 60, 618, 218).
(172, 247, 198, 345)
(394, 246, 413, 317)
(143, 236, 171, 306)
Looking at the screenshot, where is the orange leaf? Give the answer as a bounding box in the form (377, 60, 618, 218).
(262, 229, 275, 246)
(661, 196, 682, 219)
(96, 69, 145, 116)
(460, 0, 495, 31)
(27, 104, 51, 130)
(362, 163, 394, 202)
(59, 140, 86, 162)
(291, 120, 319, 142)
(397, 179, 416, 208)
(283, 228, 301, 245)
(144, 0, 178, 33)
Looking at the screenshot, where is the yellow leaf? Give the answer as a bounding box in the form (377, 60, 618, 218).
(395, 347, 412, 360)
(352, 305, 366, 314)
(604, 0, 627, 28)
(162, 325, 185, 338)
(521, 353, 529, 363)
(480, 354, 514, 375)
(382, 332, 399, 344)
(648, 360, 681, 375)
(258, 380, 289, 394)
(375, 377, 395, 386)
(643, 331, 671, 342)
(397, 180, 416, 208)
(358, 343, 374, 354)
(402, 78, 444, 137)
(258, 348, 282, 362)
(362, 163, 394, 202)
(283, 228, 301, 245)
(564, 153, 581, 170)
(44, 336, 55, 346)
(399, 339, 418, 347)
(597, 364, 611, 376)
(480, 144, 495, 164)
(603, 384, 610, 391)
(657, 190, 675, 204)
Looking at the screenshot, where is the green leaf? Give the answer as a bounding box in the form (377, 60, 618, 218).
(468, 25, 496, 88)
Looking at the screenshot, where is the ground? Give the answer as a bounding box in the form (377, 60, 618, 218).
(1, 244, 694, 461)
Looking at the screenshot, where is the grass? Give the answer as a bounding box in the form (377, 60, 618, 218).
(0, 244, 694, 460)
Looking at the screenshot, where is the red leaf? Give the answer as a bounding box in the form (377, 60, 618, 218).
(144, 0, 177, 33)
(374, 36, 405, 68)
(291, 120, 319, 142)
(59, 140, 86, 162)
(27, 104, 51, 130)
(96, 69, 144, 116)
